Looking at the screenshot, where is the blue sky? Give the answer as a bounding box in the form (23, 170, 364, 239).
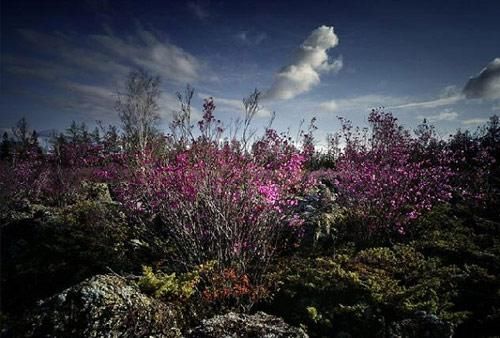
(1, 0, 499, 144)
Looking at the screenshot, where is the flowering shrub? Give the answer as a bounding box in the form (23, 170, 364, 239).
(118, 140, 311, 284)
(0, 148, 48, 202)
(117, 102, 313, 302)
(329, 110, 455, 239)
(447, 127, 497, 207)
(0, 137, 126, 206)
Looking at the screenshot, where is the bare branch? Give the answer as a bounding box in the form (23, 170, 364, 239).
(115, 69, 161, 154)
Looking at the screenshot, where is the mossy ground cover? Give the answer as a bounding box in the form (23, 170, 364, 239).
(258, 204, 500, 337)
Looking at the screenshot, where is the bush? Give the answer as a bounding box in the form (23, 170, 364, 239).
(0, 140, 125, 207)
(201, 266, 271, 311)
(117, 116, 313, 305)
(325, 110, 454, 242)
(138, 265, 209, 301)
(262, 248, 461, 337)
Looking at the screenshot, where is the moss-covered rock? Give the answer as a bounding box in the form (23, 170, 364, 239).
(13, 274, 183, 337)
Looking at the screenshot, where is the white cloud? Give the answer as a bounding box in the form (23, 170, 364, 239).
(318, 94, 407, 113)
(461, 118, 489, 125)
(64, 82, 115, 101)
(463, 57, 500, 99)
(264, 25, 342, 100)
(57, 82, 117, 120)
(90, 28, 203, 84)
(14, 27, 207, 85)
(317, 100, 338, 112)
(389, 94, 463, 109)
(388, 84, 467, 110)
(418, 109, 459, 122)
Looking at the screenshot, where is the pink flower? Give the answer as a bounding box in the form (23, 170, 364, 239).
(258, 184, 280, 205)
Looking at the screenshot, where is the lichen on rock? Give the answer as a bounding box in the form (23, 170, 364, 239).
(18, 274, 183, 337)
(186, 311, 308, 338)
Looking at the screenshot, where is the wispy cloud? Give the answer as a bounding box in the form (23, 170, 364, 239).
(318, 94, 407, 113)
(390, 58, 500, 111)
(317, 100, 338, 112)
(389, 94, 463, 109)
(3, 25, 211, 121)
(463, 58, 500, 99)
(187, 1, 210, 20)
(198, 93, 272, 118)
(388, 57, 500, 112)
(89, 27, 205, 84)
(236, 31, 267, 45)
(418, 109, 459, 122)
(264, 25, 343, 100)
(461, 118, 489, 125)
(12, 27, 208, 84)
(16, 29, 131, 79)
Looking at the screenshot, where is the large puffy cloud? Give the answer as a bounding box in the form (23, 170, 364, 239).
(264, 25, 342, 100)
(463, 58, 500, 99)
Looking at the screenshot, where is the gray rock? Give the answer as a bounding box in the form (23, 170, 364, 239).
(389, 312, 454, 338)
(186, 311, 308, 338)
(19, 274, 183, 337)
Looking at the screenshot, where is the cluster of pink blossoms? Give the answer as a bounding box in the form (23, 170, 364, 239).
(326, 110, 456, 236)
(115, 124, 314, 275)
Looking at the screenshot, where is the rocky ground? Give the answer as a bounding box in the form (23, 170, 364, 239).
(5, 274, 307, 337)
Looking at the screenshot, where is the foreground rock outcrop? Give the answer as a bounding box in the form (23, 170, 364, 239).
(16, 274, 183, 337)
(187, 311, 308, 338)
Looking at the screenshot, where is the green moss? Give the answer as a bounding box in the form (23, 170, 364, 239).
(138, 266, 197, 301)
(263, 245, 489, 336)
(137, 262, 216, 302)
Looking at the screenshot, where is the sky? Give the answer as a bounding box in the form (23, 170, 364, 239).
(1, 0, 500, 144)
